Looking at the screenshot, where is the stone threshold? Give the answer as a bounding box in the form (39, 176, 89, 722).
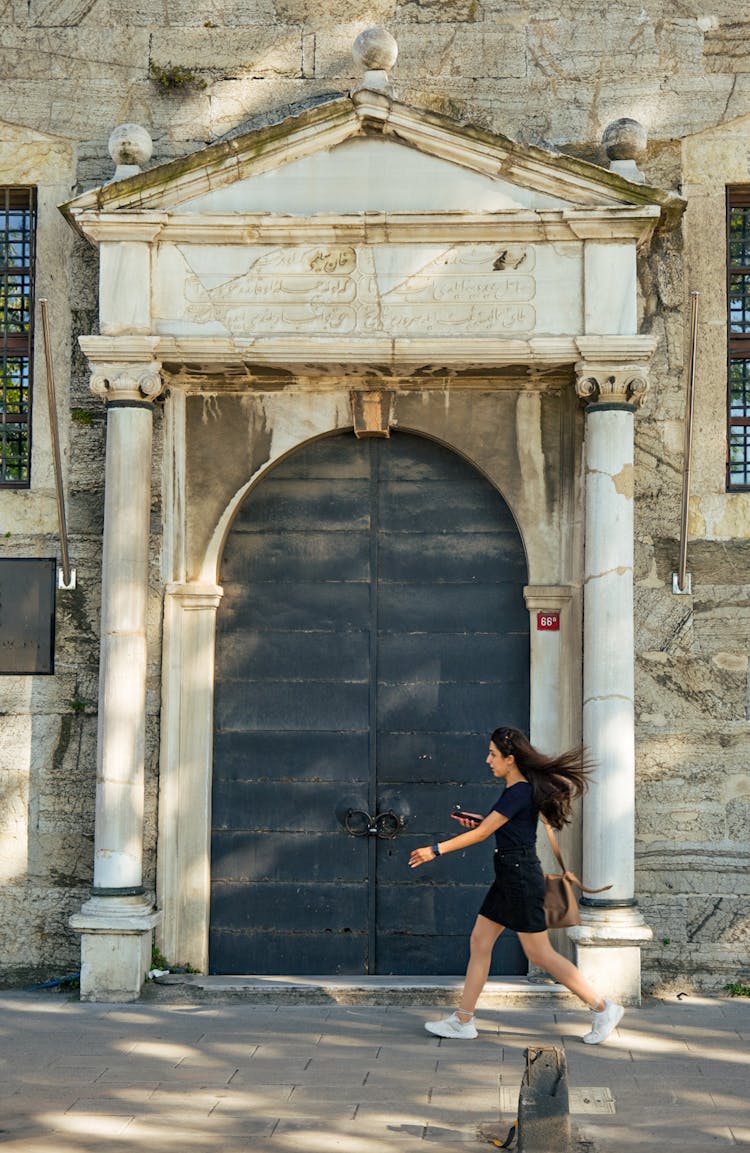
(146, 974, 578, 1006)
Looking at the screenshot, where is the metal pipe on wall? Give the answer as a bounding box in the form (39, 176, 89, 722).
(40, 298, 74, 590)
(674, 291, 699, 596)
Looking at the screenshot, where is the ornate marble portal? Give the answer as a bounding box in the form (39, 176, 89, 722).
(61, 32, 684, 1002)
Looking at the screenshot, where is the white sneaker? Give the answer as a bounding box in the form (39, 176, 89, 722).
(425, 1011, 478, 1039)
(582, 998, 624, 1044)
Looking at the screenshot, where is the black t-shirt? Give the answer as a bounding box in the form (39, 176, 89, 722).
(491, 780, 538, 848)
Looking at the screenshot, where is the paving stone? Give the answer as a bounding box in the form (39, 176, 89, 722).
(0, 994, 747, 1153)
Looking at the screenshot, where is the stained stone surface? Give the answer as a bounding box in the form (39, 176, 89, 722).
(1, 0, 750, 993)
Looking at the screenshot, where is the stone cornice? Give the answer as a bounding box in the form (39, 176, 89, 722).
(81, 336, 161, 362)
(80, 334, 659, 379)
(575, 335, 657, 363)
(68, 206, 661, 248)
(82, 219, 164, 244)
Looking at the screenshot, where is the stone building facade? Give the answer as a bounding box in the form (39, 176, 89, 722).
(0, 3, 748, 1000)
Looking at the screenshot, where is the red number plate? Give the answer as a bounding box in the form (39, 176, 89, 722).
(536, 611, 560, 631)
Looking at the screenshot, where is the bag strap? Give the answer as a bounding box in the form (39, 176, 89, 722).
(541, 816, 567, 872)
(541, 818, 613, 895)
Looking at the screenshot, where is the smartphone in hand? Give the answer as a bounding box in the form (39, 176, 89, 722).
(450, 805, 483, 826)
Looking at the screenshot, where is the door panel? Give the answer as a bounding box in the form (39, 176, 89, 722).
(212, 883, 368, 929)
(222, 580, 370, 630)
(215, 680, 370, 731)
(379, 533, 527, 582)
(212, 730, 366, 781)
(213, 781, 365, 832)
(210, 431, 529, 975)
(219, 631, 370, 681)
(377, 681, 519, 731)
(234, 531, 370, 582)
(377, 582, 524, 631)
(211, 832, 365, 881)
(378, 632, 529, 682)
(380, 481, 519, 531)
(210, 930, 368, 974)
(236, 477, 371, 530)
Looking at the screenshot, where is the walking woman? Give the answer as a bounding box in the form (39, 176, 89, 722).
(408, 726, 624, 1045)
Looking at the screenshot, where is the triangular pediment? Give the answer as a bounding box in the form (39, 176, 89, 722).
(178, 138, 573, 216)
(61, 91, 683, 233)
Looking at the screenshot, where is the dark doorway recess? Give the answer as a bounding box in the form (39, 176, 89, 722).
(210, 431, 529, 975)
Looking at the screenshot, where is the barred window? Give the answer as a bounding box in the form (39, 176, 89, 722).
(1, 188, 36, 487)
(728, 187, 750, 490)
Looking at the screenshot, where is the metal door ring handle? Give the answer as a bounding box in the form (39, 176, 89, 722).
(344, 808, 371, 837)
(374, 810, 402, 839)
(343, 808, 407, 838)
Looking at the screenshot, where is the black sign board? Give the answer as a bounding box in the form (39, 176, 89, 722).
(0, 558, 56, 674)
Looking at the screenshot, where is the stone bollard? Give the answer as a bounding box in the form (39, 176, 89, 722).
(517, 1046, 573, 1153)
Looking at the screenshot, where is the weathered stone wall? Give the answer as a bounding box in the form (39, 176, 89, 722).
(1, 2, 749, 989)
(634, 112, 750, 991)
(4, 4, 750, 172)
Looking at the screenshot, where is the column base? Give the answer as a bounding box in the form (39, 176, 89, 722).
(70, 894, 162, 1002)
(567, 905, 653, 1006)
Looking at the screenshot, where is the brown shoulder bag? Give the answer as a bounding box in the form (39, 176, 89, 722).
(542, 820, 612, 929)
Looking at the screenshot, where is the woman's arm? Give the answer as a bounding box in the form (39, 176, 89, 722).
(408, 810, 508, 868)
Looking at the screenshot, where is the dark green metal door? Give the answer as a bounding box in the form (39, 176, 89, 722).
(210, 431, 529, 974)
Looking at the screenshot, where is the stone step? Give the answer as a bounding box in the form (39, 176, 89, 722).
(145, 974, 579, 1006)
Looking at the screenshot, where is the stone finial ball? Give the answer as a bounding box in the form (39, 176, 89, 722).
(108, 123, 154, 168)
(602, 118, 648, 161)
(352, 26, 398, 72)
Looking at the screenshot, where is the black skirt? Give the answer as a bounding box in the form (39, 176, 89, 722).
(477, 845, 547, 933)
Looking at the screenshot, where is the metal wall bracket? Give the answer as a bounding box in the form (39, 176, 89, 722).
(672, 571, 692, 595)
(58, 567, 77, 590)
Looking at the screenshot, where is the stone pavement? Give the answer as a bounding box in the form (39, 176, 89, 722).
(1, 985, 749, 1152)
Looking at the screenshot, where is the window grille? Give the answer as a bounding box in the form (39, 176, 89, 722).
(0, 188, 36, 487)
(727, 187, 750, 490)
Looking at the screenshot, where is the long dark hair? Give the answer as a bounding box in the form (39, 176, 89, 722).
(491, 726, 591, 829)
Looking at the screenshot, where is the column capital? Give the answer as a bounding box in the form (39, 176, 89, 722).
(574, 361, 649, 410)
(90, 361, 164, 405)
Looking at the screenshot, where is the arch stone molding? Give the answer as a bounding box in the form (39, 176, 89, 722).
(157, 582, 223, 972)
(523, 583, 580, 963)
(160, 415, 560, 973)
(523, 584, 579, 758)
(157, 396, 579, 975)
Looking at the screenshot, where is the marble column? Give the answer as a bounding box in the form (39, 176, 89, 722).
(568, 362, 653, 1005)
(70, 362, 163, 1001)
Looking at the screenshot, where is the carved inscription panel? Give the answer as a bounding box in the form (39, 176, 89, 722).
(154, 242, 582, 338)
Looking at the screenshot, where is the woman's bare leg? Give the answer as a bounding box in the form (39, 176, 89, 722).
(455, 914, 505, 1021)
(518, 930, 604, 1010)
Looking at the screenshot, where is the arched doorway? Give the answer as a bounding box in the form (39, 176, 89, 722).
(210, 431, 529, 974)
